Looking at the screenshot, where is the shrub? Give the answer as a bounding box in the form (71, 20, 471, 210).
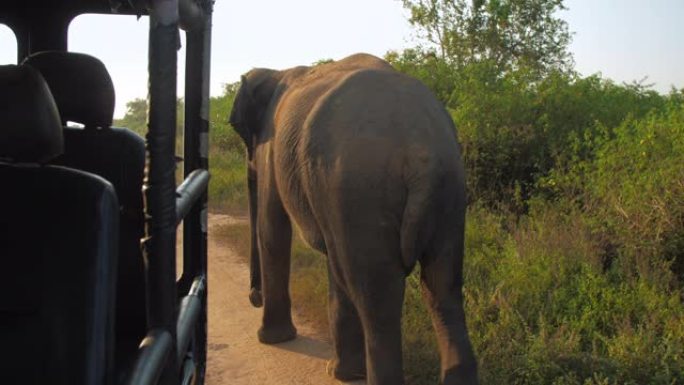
(207, 82, 249, 213)
(543, 96, 684, 285)
(461, 205, 684, 384)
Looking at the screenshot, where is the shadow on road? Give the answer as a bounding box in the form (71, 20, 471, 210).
(271, 334, 333, 361)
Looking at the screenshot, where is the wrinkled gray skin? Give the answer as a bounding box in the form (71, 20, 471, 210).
(229, 53, 478, 385)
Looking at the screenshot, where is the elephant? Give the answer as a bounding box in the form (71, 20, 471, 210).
(229, 53, 478, 385)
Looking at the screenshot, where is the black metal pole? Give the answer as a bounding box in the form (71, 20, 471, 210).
(182, 9, 212, 285)
(182, 2, 211, 382)
(181, 24, 208, 287)
(144, 1, 180, 384)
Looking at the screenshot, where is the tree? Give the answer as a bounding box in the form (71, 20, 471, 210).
(114, 97, 185, 139)
(401, 0, 573, 75)
(209, 82, 244, 154)
(114, 98, 148, 136)
(385, 49, 458, 104)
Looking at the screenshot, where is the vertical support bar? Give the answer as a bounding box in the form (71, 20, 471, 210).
(144, 1, 180, 384)
(182, 4, 211, 282)
(182, 3, 212, 383)
(28, 12, 69, 55)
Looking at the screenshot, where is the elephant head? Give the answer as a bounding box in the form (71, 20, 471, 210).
(229, 68, 281, 158)
(229, 68, 282, 308)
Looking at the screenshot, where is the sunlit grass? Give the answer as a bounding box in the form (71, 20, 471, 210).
(208, 149, 247, 215)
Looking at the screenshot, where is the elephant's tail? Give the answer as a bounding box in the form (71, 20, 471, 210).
(399, 165, 436, 275)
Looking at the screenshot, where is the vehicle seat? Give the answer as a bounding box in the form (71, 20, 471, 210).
(23, 52, 148, 369)
(0, 65, 118, 384)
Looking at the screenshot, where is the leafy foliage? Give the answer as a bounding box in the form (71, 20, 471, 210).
(207, 82, 248, 213)
(113, 98, 147, 135)
(401, 0, 573, 75)
(114, 86, 247, 212)
(543, 96, 684, 284)
(385, 49, 671, 210)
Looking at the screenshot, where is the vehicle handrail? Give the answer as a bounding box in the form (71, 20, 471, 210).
(176, 275, 207, 365)
(176, 169, 210, 225)
(128, 329, 174, 385)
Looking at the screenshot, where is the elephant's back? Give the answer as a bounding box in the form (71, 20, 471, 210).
(295, 66, 462, 225)
(272, 60, 464, 265)
(300, 67, 461, 170)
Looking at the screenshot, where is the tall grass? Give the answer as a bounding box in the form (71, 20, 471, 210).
(208, 149, 247, 214)
(463, 205, 684, 384)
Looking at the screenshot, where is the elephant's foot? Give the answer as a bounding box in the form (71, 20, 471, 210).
(326, 359, 366, 382)
(249, 288, 263, 308)
(257, 323, 297, 344)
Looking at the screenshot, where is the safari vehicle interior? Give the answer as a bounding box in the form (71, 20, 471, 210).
(0, 1, 213, 384)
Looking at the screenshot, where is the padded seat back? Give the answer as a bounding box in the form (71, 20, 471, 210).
(24, 52, 148, 348)
(0, 65, 118, 385)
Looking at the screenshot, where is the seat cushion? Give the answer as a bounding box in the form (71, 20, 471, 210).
(53, 126, 148, 342)
(0, 164, 119, 385)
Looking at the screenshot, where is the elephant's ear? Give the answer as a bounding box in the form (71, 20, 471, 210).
(229, 69, 280, 156)
(229, 75, 253, 146)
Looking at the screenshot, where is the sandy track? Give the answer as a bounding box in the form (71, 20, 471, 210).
(205, 214, 365, 385)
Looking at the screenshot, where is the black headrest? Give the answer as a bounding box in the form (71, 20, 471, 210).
(23, 51, 115, 128)
(0, 65, 64, 163)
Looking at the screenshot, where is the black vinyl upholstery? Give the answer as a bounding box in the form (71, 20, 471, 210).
(22, 51, 115, 128)
(23, 52, 148, 368)
(0, 64, 63, 162)
(0, 65, 119, 385)
(56, 126, 147, 346)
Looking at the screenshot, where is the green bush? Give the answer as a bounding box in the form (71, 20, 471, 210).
(451, 67, 670, 209)
(449, 61, 539, 207)
(543, 97, 684, 285)
(586, 100, 684, 284)
(460, 205, 684, 384)
(387, 50, 671, 210)
(207, 82, 249, 213)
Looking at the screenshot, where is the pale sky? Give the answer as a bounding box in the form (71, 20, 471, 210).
(1, 0, 683, 118)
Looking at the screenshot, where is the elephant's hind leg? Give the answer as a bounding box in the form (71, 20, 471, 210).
(421, 239, 478, 385)
(348, 258, 406, 385)
(256, 196, 297, 344)
(326, 259, 366, 381)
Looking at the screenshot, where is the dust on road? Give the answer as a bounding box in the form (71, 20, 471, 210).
(205, 214, 365, 385)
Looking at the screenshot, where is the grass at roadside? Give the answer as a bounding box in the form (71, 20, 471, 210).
(212, 204, 684, 385)
(208, 150, 247, 215)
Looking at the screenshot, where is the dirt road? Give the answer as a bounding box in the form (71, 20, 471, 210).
(205, 214, 364, 385)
